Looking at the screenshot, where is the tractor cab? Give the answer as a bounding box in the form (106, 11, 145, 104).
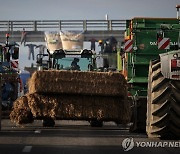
(36, 49, 96, 71)
(37, 31, 96, 71)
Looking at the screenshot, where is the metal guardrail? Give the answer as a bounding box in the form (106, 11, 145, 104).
(0, 20, 126, 31)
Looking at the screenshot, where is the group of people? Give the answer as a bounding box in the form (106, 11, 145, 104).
(7, 42, 46, 61)
(90, 36, 118, 53)
(25, 44, 46, 60)
(20, 28, 46, 60)
(20, 28, 118, 61)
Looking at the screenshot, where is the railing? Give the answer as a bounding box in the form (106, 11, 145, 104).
(0, 20, 126, 31)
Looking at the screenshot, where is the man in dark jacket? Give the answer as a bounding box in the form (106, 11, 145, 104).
(71, 58, 80, 71)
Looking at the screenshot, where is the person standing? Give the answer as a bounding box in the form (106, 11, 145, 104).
(21, 28, 27, 46)
(98, 40, 104, 53)
(25, 44, 37, 60)
(90, 38, 96, 51)
(108, 36, 117, 52)
(36, 44, 46, 54)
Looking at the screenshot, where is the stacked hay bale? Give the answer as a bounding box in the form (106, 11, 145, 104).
(10, 70, 130, 125)
(10, 95, 33, 124)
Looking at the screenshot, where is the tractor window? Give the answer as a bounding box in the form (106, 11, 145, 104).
(57, 57, 91, 71)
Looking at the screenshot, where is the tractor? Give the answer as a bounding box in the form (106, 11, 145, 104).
(0, 34, 20, 117)
(122, 17, 180, 138)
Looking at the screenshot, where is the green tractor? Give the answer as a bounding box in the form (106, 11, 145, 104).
(122, 17, 180, 138)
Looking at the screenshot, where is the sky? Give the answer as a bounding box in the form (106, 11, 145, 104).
(0, 0, 179, 20)
(0, 0, 179, 69)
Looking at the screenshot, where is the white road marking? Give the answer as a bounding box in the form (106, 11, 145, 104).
(34, 130, 41, 134)
(22, 146, 32, 153)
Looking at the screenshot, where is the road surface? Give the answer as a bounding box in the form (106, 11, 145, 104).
(0, 120, 179, 154)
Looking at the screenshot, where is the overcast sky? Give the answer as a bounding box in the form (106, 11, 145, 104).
(0, 0, 179, 69)
(0, 0, 179, 20)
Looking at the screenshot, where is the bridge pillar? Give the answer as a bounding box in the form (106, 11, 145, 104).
(108, 20, 112, 31)
(33, 21, 37, 31)
(59, 21, 62, 30)
(83, 20, 87, 31)
(10, 21, 13, 31)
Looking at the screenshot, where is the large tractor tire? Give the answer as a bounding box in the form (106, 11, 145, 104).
(147, 59, 180, 139)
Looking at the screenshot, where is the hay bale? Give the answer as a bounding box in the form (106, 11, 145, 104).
(10, 95, 34, 125)
(27, 93, 59, 118)
(28, 70, 127, 97)
(11, 93, 130, 125)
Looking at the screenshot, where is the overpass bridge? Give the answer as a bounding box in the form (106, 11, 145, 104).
(0, 20, 126, 43)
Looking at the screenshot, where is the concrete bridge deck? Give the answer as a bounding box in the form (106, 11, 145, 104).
(0, 20, 126, 42)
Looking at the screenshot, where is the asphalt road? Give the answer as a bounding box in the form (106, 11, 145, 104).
(0, 120, 179, 154)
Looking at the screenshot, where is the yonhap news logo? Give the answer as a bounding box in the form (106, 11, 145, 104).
(122, 138, 134, 151)
(122, 138, 180, 151)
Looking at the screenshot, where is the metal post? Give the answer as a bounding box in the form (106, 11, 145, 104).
(7, 21, 10, 31)
(105, 14, 109, 20)
(109, 20, 112, 31)
(10, 21, 13, 31)
(176, 5, 180, 19)
(83, 20, 87, 31)
(59, 20, 61, 30)
(33, 21, 37, 31)
(177, 8, 179, 19)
